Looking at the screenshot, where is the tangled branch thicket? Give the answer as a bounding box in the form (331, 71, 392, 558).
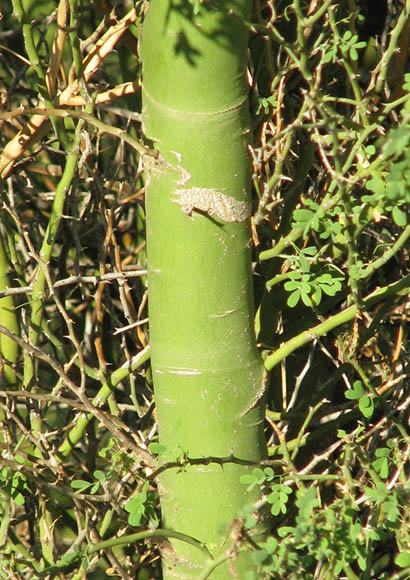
(0, 0, 409, 578)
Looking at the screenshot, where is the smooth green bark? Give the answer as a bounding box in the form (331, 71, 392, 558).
(0, 234, 18, 386)
(141, 2, 268, 578)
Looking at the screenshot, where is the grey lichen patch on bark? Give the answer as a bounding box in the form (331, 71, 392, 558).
(142, 151, 170, 174)
(173, 187, 249, 223)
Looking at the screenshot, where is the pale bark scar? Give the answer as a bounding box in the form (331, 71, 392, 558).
(173, 187, 249, 223)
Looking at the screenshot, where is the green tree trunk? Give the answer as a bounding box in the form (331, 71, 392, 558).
(141, 2, 268, 578)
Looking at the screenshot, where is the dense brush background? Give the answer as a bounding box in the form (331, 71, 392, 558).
(0, 1, 409, 578)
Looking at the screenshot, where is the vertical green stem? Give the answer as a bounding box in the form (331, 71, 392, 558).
(141, 3, 268, 578)
(24, 136, 82, 389)
(0, 233, 18, 386)
(374, 0, 410, 94)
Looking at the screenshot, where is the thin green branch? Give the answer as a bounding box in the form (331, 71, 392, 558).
(254, 99, 309, 225)
(259, 196, 340, 261)
(6, 529, 42, 573)
(58, 344, 151, 456)
(327, 8, 369, 128)
(0, 269, 147, 298)
(11, 0, 47, 92)
(293, 0, 311, 80)
(88, 529, 212, 559)
(360, 225, 410, 280)
(68, 0, 87, 96)
(0, 324, 153, 463)
(0, 107, 158, 158)
(266, 272, 291, 290)
(196, 553, 230, 580)
(0, 488, 11, 546)
(375, 0, 410, 94)
(291, 399, 326, 460)
(342, 564, 361, 580)
(147, 452, 283, 481)
(39, 528, 213, 576)
(264, 274, 410, 371)
(11, 0, 70, 146)
(24, 124, 83, 389)
(0, 234, 18, 385)
(287, 473, 340, 482)
(303, 0, 333, 28)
